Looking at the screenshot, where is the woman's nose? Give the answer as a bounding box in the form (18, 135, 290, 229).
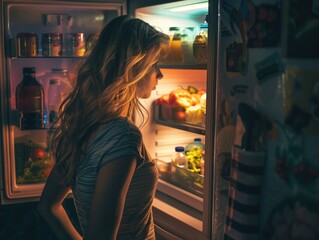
(156, 66, 163, 79)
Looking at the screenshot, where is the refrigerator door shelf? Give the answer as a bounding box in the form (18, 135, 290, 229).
(157, 159, 204, 198)
(10, 109, 47, 131)
(1, 0, 126, 204)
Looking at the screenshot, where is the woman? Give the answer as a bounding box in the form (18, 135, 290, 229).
(38, 15, 169, 240)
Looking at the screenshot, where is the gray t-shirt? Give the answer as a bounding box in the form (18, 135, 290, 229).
(72, 118, 158, 239)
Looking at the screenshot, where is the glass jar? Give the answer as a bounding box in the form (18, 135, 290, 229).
(185, 138, 205, 174)
(169, 27, 182, 63)
(172, 146, 187, 168)
(193, 15, 208, 64)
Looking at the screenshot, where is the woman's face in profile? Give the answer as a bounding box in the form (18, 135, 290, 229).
(137, 63, 163, 99)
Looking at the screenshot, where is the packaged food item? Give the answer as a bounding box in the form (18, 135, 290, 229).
(51, 33, 62, 56)
(181, 27, 196, 64)
(185, 104, 203, 125)
(193, 15, 208, 64)
(63, 33, 86, 56)
(72, 33, 86, 56)
(172, 146, 187, 168)
(16, 67, 45, 129)
(185, 138, 205, 174)
(16, 33, 38, 57)
(42, 33, 62, 56)
(169, 27, 182, 63)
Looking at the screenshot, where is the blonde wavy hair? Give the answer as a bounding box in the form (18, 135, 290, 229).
(51, 15, 169, 185)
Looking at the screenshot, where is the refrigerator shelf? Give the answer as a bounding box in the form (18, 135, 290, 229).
(155, 119, 205, 135)
(11, 109, 48, 131)
(158, 63, 206, 70)
(11, 56, 85, 59)
(156, 159, 204, 198)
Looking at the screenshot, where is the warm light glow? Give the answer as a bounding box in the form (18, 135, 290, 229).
(94, 15, 104, 21)
(169, 2, 208, 12)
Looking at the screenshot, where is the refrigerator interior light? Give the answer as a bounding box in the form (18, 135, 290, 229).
(168, 2, 208, 12)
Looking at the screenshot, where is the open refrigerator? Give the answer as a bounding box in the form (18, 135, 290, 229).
(0, 0, 218, 239)
(0, 0, 126, 203)
(131, 0, 319, 239)
(1, 0, 319, 239)
(130, 0, 216, 239)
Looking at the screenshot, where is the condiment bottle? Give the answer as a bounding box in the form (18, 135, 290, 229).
(16, 67, 44, 129)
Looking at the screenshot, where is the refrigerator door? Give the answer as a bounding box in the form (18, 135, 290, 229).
(0, 0, 126, 204)
(214, 1, 319, 240)
(130, 0, 217, 239)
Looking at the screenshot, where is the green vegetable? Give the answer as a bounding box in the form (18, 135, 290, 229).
(188, 86, 198, 94)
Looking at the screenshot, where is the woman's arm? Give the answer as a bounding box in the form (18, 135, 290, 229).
(86, 155, 137, 240)
(38, 164, 82, 240)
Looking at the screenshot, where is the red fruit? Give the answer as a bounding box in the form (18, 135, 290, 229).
(173, 111, 186, 122)
(33, 148, 45, 159)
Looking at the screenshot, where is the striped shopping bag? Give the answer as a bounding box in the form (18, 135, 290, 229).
(224, 146, 266, 240)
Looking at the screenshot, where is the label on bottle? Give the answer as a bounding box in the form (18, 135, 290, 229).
(21, 113, 44, 129)
(72, 33, 86, 56)
(193, 30, 208, 64)
(51, 33, 62, 56)
(17, 96, 42, 112)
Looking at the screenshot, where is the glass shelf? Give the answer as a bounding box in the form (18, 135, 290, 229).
(155, 119, 205, 135)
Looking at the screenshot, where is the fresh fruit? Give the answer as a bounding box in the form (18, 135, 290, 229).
(156, 93, 170, 105)
(169, 89, 192, 107)
(173, 110, 186, 122)
(191, 93, 201, 105)
(197, 89, 206, 96)
(33, 148, 45, 159)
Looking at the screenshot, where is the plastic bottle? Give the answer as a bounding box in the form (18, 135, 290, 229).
(193, 15, 208, 64)
(38, 68, 71, 120)
(47, 78, 70, 125)
(185, 138, 205, 174)
(16, 67, 44, 129)
(172, 146, 187, 168)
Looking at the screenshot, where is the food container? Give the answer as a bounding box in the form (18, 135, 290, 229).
(42, 33, 62, 56)
(156, 159, 204, 197)
(72, 33, 86, 56)
(16, 33, 38, 57)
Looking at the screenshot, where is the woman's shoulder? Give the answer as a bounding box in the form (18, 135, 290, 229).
(107, 117, 141, 135)
(89, 118, 141, 147)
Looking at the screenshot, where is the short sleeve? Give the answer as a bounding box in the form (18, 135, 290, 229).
(92, 119, 145, 170)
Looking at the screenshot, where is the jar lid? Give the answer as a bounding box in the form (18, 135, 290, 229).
(169, 27, 180, 31)
(175, 146, 185, 152)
